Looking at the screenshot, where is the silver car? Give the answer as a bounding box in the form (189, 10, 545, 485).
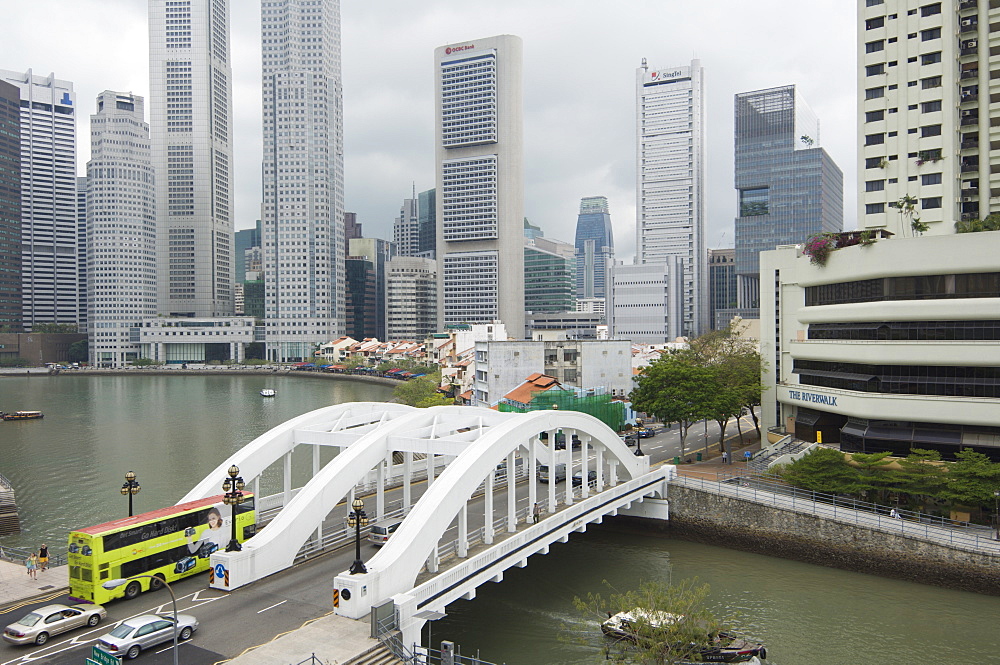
(95, 613, 198, 660)
(3, 603, 107, 646)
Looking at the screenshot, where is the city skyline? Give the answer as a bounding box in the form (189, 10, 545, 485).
(2, 1, 856, 259)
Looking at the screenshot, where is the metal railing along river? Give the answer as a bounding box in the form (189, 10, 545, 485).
(673, 470, 1000, 555)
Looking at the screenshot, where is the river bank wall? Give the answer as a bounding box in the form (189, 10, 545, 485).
(605, 484, 1000, 596)
(0, 367, 401, 387)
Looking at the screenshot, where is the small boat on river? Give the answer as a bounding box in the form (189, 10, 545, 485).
(259, 389, 276, 397)
(1, 411, 44, 421)
(601, 609, 767, 663)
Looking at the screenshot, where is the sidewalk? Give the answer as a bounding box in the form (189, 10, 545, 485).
(0, 559, 68, 610)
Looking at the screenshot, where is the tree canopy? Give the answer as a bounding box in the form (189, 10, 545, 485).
(392, 371, 451, 407)
(631, 323, 763, 457)
(574, 578, 725, 665)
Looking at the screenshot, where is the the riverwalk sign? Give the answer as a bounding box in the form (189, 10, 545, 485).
(787, 389, 837, 407)
(87, 645, 120, 665)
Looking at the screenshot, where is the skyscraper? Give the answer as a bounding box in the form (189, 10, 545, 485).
(636, 59, 707, 336)
(76, 176, 88, 332)
(708, 247, 737, 331)
(734, 86, 843, 311)
(435, 35, 524, 335)
(261, 0, 345, 361)
(573, 196, 614, 302)
(234, 220, 261, 285)
(525, 236, 576, 315)
(261, 0, 344, 362)
(860, 0, 995, 235)
(0, 69, 78, 330)
(86, 91, 156, 367)
(417, 188, 436, 258)
(0, 80, 21, 332)
(394, 195, 419, 257)
(149, 0, 234, 318)
(386, 256, 438, 340)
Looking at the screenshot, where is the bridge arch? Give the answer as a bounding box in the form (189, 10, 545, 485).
(341, 407, 647, 614)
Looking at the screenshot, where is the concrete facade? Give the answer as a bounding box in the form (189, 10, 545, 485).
(435, 35, 524, 336)
(859, 0, 994, 235)
(149, 0, 234, 318)
(261, 0, 345, 362)
(636, 59, 707, 336)
(473, 339, 632, 406)
(0, 69, 79, 331)
(86, 91, 156, 368)
(760, 232, 1000, 457)
(609, 259, 684, 343)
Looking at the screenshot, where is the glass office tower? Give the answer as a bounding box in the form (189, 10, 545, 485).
(574, 196, 614, 302)
(734, 85, 843, 311)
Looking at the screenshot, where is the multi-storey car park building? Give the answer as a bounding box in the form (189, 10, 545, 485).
(636, 59, 707, 337)
(435, 35, 524, 336)
(0, 80, 21, 332)
(261, 0, 345, 362)
(0, 69, 78, 331)
(733, 86, 843, 314)
(760, 233, 1000, 460)
(86, 92, 156, 367)
(859, 0, 996, 234)
(574, 196, 614, 303)
(149, 0, 234, 318)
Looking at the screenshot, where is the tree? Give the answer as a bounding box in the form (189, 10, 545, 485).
(393, 372, 451, 407)
(573, 578, 724, 665)
(687, 323, 764, 456)
(778, 447, 866, 495)
(630, 350, 714, 458)
(849, 451, 896, 504)
(68, 339, 88, 363)
(892, 449, 947, 507)
(939, 449, 1000, 510)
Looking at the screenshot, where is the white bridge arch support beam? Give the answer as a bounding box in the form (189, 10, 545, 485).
(334, 408, 653, 620)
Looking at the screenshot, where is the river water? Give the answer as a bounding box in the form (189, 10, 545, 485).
(0, 373, 394, 550)
(2, 374, 998, 663)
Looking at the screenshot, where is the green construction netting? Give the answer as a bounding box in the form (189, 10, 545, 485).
(498, 390, 625, 432)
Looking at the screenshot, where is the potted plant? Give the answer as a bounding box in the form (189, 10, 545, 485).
(802, 233, 839, 266)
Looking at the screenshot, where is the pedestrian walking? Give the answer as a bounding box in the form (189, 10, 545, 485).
(889, 508, 900, 520)
(532, 502, 541, 524)
(25, 553, 37, 579)
(38, 544, 49, 571)
(721, 450, 729, 464)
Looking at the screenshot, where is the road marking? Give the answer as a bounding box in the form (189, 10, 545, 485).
(257, 600, 287, 613)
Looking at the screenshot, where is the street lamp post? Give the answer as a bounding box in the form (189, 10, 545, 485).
(120, 471, 140, 517)
(633, 434, 644, 456)
(222, 465, 245, 552)
(103, 576, 178, 665)
(347, 498, 368, 574)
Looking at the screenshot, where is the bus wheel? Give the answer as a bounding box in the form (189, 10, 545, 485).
(150, 575, 165, 590)
(124, 581, 141, 600)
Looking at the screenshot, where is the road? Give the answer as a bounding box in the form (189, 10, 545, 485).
(0, 417, 754, 664)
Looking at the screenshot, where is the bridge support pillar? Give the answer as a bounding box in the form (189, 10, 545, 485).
(283, 451, 292, 506)
(484, 471, 494, 545)
(393, 593, 422, 650)
(548, 433, 558, 513)
(507, 451, 517, 532)
(427, 544, 439, 573)
(403, 451, 413, 512)
(528, 436, 537, 512)
(458, 504, 468, 557)
(596, 445, 605, 490)
(377, 460, 385, 520)
(581, 437, 591, 499)
(610, 460, 619, 485)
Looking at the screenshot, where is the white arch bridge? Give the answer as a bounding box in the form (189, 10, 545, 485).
(179, 402, 674, 645)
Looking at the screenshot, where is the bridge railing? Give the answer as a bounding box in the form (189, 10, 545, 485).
(673, 473, 1000, 555)
(0, 544, 68, 567)
(411, 470, 668, 611)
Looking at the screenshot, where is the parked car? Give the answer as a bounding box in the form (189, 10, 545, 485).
(368, 519, 403, 546)
(95, 613, 198, 660)
(571, 470, 598, 487)
(3, 603, 107, 646)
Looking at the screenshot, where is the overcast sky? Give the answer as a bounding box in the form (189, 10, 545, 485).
(6, 0, 857, 258)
